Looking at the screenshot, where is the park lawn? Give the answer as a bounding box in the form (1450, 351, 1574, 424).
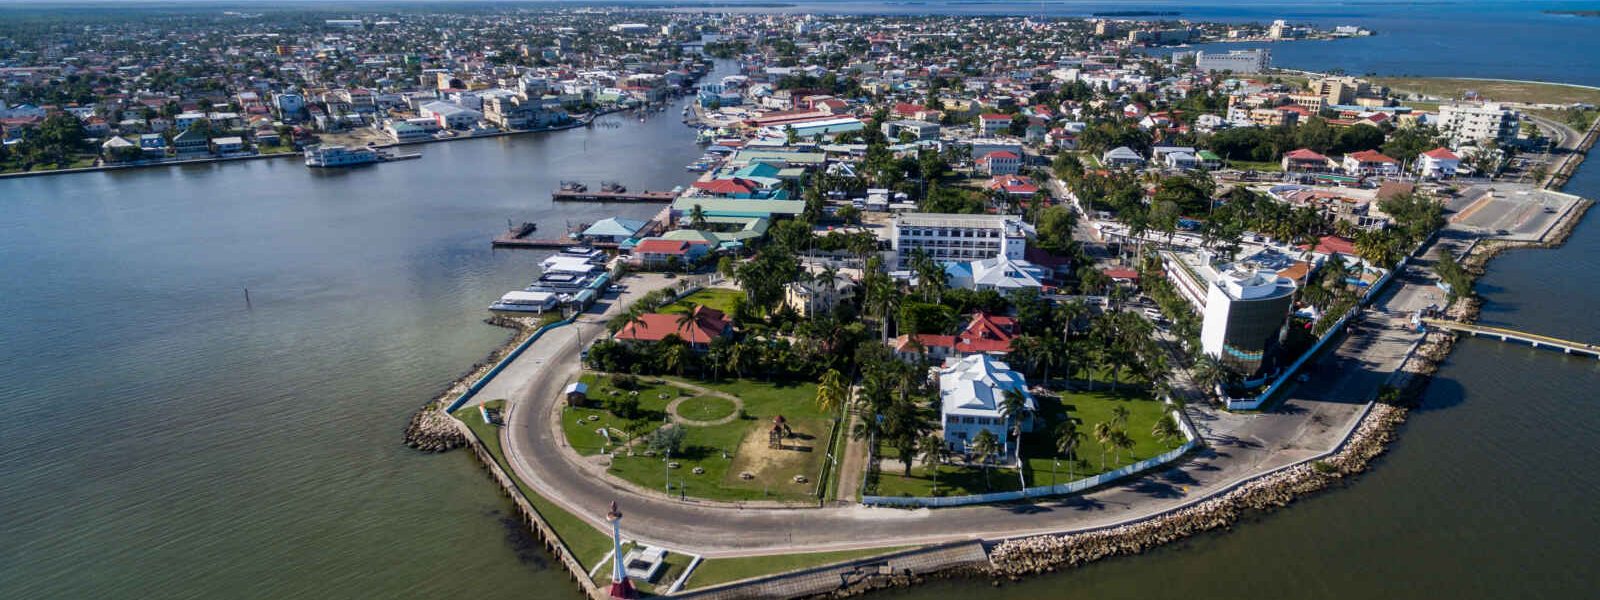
(1370, 76, 1600, 106)
(673, 378, 825, 420)
(685, 547, 915, 590)
(565, 373, 694, 455)
(605, 414, 832, 502)
(452, 400, 612, 569)
(599, 377, 832, 502)
(677, 395, 737, 421)
(662, 288, 744, 315)
(1068, 364, 1150, 390)
(1227, 159, 1283, 172)
(873, 462, 1023, 497)
(1019, 390, 1184, 488)
(562, 407, 656, 456)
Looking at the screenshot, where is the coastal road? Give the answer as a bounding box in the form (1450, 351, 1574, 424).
(489, 270, 1437, 559)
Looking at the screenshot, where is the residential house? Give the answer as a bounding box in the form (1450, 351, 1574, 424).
(613, 305, 733, 350)
(1416, 147, 1461, 178)
(938, 354, 1035, 457)
(1101, 146, 1146, 169)
(978, 113, 1012, 136)
(976, 150, 1022, 175)
(1342, 150, 1400, 177)
(1281, 148, 1335, 173)
(631, 238, 710, 269)
(944, 256, 1047, 294)
(783, 273, 855, 317)
(892, 312, 1018, 363)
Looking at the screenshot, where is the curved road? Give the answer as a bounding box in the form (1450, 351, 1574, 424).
(487, 272, 1431, 559)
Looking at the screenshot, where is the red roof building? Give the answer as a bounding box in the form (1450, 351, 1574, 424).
(615, 305, 732, 348)
(891, 313, 1018, 361)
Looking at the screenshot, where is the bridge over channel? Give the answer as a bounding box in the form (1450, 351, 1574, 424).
(1423, 318, 1600, 359)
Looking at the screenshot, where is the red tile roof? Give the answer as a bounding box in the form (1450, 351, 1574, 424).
(616, 306, 731, 345)
(1284, 148, 1329, 161)
(1422, 147, 1459, 160)
(1301, 235, 1357, 256)
(634, 239, 691, 255)
(1346, 150, 1398, 163)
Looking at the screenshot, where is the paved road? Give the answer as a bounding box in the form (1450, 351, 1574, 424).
(491, 272, 1431, 559)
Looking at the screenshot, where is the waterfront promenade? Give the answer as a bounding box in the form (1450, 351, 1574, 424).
(489, 261, 1444, 559)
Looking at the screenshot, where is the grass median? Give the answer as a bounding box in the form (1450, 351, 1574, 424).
(454, 399, 612, 570)
(685, 546, 914, 590)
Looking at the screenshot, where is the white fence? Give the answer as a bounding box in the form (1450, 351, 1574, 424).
(862, 407, 1198, 508)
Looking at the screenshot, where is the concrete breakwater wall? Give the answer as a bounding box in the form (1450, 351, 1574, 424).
(455, 418, 607, 600)
(988, 401, 1408, 577)
(402, 314, 541, 452)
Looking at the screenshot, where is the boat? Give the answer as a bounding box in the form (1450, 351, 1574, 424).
(601, 181, 627, 193)
(304, 145, 380, 168)
(559, 180, 589, 193)
(489, 290, 561, 313)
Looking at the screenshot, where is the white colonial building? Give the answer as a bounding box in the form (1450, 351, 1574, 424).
(939, 354, 1035, 458)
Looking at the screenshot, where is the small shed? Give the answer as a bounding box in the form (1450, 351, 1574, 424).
(565, 382, 589, 407)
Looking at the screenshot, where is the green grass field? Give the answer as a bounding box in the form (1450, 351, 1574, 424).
(571, 375, 833, 502)
(662, 288, 744, 315)
(1021, 390, 1184, 487)
(870, 389, 1182, 497)
(1372, 77, 1600, 106)
(685, 547, 914, 589)
(1227, 159, 1284, 172)
(872, 462, 1023, 497)
(677, 395, 738, 421)
(453, 400, 612, 569)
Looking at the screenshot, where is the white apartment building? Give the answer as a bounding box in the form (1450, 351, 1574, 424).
(890, 213, 1030, 268)
(1439, 102, 1519, 145)
(1195, 49, 1271, 74)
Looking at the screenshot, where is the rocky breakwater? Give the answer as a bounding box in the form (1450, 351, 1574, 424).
(403, 314, 544, 452)
(988, 402, 1410, 578)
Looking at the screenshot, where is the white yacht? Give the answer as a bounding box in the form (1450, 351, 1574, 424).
(304, 145, 380, 168)
(489, 290, 561, 313)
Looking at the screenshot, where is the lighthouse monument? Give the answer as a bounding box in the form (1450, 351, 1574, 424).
(606, 500, 636, 599)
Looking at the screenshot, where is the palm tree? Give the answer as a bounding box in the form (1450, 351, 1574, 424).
(1092, 421, 1114, 471)
(970, 429, 1000, 491)
(1110, 405, 1131, 430)
(1000, 387, 1030, 464)
(1054, 420, 1084, 484)
(690, 203, 707, 229)
(675, 302, 700, 334)
(660, 338, 691, 377)
(1152, 415, 1182, 447)
(816, 369, 848, 414)
(1111, 429, 1135, 468)
(725, 340, 749, 379)
(918, 432, 949, 493)
(1191, 354, 1229, 399)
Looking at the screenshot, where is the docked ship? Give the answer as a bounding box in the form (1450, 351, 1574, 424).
(490, 246, 611, 313)
(304, 145, 379, 168)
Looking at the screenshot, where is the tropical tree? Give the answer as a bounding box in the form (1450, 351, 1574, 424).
(1000, 387, 1031, 464)
(1092, 421, 1114, 471)
(970, 429, 1001, 491)
(660, 337, 692, 377)
(1110, 429, 1136, 467)
(918, 432, 949, 493)
(689, 203, 708, 229)
(1054, 419, 1085, 483)
(816, 368, 848, 414)
(1152, 415, 1182, 446)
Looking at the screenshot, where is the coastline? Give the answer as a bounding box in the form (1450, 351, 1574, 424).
(0, 113, 599, 181)
(413, 74, 1600, 599)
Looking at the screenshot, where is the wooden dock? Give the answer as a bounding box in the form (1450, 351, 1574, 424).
(551, 189, 678, 202)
